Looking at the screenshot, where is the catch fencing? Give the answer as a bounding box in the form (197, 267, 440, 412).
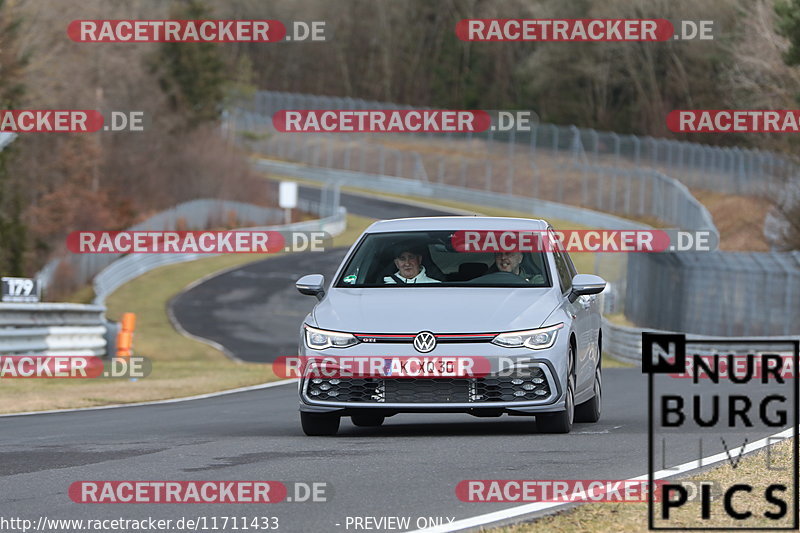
(241, 90, 795, 196)
(239, 91, 800, 337)
(243, 126, 717, 237)
(626, 250, 800, 336)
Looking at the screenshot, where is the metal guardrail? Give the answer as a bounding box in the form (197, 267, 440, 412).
(0, 303, 107, 357)
(92, 207, 347, 305)
(36, 199, 285, 291)
(6, 202, 344, 358)
(602, 318, 799, 365)
(257, 159, 648, 231)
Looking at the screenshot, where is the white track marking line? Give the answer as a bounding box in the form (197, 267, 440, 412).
(409, 426, 795, 532)
(0, 379, 296, 418)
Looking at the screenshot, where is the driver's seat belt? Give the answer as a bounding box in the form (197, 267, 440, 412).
(390, 274, 406, 284)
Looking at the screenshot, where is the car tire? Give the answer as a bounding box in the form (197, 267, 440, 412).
(351, 414, 385, 427)
(575, 364, 601, 423)
(537, 345, 575, 434)
(300, 412, 340, 436)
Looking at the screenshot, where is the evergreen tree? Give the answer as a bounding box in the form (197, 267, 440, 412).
(155, 0, 226, 129)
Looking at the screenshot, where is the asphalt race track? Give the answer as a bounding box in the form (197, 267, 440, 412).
(1, 188, 794, 532)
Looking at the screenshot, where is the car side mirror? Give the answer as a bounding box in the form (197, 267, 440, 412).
(569, 274, 606, 302)
(296, 274, 325, 301)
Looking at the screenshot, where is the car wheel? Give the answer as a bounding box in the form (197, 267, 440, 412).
(351, 414, 385, 427)
(575, 364, 601, 423)
(537, 344, 575, 434)
(300, 412, 340, 436)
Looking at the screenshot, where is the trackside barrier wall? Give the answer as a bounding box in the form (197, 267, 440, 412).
(23, 195, 343, 356)
(0, 303, 107, 357)
(254, 159, 799, 336)
(36, 199, 285, 292)
(626, 251, 800, 336)
(92, 207, 347, 305)
(602, 318, 799, 365)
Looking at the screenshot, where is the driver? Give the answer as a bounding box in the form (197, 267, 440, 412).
(384, 245, 440, 284)
(494, 251, 545, 284)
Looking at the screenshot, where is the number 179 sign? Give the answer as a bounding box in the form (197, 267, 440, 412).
(2, 277, 41, 303)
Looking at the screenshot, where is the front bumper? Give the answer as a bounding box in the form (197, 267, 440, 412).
(297, 339, 570, 415)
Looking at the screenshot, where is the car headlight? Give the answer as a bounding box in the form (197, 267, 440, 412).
(492, 323, 564, 350)
(304, 325, 359, 349)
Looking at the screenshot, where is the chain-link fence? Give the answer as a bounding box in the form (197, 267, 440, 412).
(233, 111, 718, 237)
(237, 90, 800, 336)
(626, 251, 800, 336)
(241, 91, 796, 196)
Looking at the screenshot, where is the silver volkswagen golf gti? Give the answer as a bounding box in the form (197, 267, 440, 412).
(295, 217, 605, 436)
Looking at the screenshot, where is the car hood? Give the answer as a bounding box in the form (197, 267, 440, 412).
(311, 287, 561, 333)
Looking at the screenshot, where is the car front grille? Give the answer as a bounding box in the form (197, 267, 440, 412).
(304, 368, 552, 404)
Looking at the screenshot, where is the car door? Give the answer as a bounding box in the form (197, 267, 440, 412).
(564, 248, 599, 389)
(549, 232, 594, 394)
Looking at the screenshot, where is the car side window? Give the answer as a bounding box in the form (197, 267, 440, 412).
(564, 249, 578, 279)
(552, 249, 572, 294)
(548, 228, 573, 294)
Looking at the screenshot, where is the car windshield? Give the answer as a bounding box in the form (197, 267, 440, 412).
(336, 231, 552, 288)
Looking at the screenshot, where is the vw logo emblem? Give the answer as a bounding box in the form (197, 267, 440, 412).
(413, 331, 436, 353)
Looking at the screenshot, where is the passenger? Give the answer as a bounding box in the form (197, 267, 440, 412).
(494, 252, 545, 284)
(384, 245, 440, 284)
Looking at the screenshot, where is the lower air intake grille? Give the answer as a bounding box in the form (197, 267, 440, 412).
(305, 369, 551, 403)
